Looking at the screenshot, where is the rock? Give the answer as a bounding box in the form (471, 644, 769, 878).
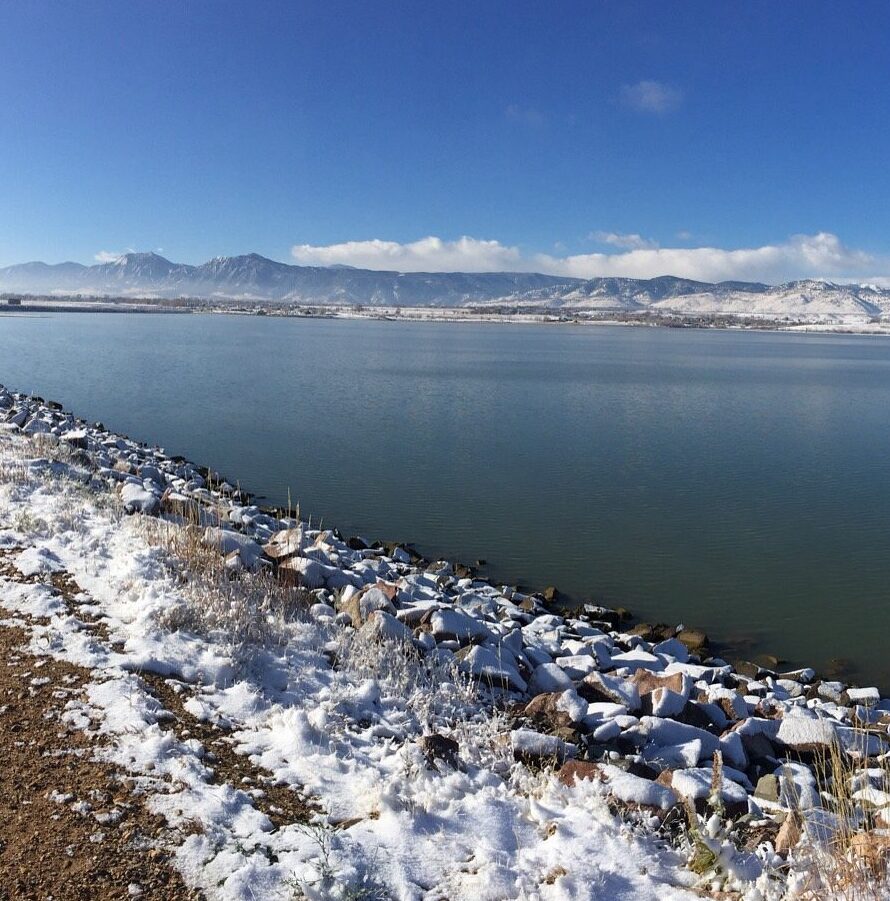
(676, 629, 709, 653)
(276, 556, 323, 588)
(202, 527, 265, 569)
(120, 483, 160, 516)
(578, 671, 641, 711)
(753, 653, 781, 672)
(632, 669, 691, 699)
(264, 527, 305, 560)
(676, 700, 720, 731)
(528, 663, 574, 695)
(671, 767, 749, 817)
(714, 692, 749, 722)
(642, 738, 703, 770)
(138, 464, 165, 485)
(848, 686, 881, 707)
(359, 610, 413, 644)
(637, 716, 720, 762)
(776, 711, 837, 753)
(553, 654, 598, 679)
(598, 763, 678, 811)
(780, 667, 816, 684)
(719, 732, 748, 770)
(650, 687, 688, 718)
(557, 760, 601, 787)
(525, 693, 575, 731)
(629, 623, 657, 640)
(429, 608, 492, 644)
(609, 648, 666, 674)
(511, 729, 575, 763)
(61, 429, 89, 449)
(458, 645, 527, 693)
(391, 546, 411, 564)
(652, 637, 690, 664)
(309, 602, 336, 620)
(339, 586, 396, 627)
(754, 774, 780, 803)
(419, 733, 459, 769)
(735, 661, 760, 679)
(591, 719, 621, 743)
(740, 731, 778, 764)
(23, 417, 51, 435)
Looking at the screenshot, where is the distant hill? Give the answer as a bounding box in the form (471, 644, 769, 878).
(1, 251, 888, 317)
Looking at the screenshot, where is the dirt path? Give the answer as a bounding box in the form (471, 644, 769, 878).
(0, 540, 319, 899)
(0, 618, 202, 900)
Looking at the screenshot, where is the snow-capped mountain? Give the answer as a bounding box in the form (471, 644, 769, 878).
(1, 252, 889, 317)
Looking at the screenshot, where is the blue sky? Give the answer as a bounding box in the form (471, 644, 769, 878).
(2, 1, 890, 282)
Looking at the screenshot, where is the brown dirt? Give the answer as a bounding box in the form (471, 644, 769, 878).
(139, 671, 316, 831)
(0, 542, 316, 898)
(0, 619, 202, 900)
(0, 547, 201, 899)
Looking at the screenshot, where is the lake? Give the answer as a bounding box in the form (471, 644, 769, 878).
(3, 312, 890, 686)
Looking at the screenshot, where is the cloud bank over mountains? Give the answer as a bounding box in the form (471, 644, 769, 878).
(291, 232, 887, 286)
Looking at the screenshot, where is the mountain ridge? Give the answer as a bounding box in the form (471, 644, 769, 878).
(1, 252, 888, 317)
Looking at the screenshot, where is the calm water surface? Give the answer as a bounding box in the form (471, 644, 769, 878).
(3, 312, 890, 686)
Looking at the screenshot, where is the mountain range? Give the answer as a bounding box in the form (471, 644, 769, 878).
(1, 251, 888, 318)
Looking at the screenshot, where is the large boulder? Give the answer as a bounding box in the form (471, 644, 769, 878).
(578, 671, 641, 711)
(457, 645, 527, 693)
(429, 608, 492, 644)
(597, 763, 679, 812)
(264, 527, 306, 560)
(511, 729, 575, 763)
(120, 482, 161, 516)
(528, 663, 574, 695)
(776, 711, 837, 754)
(338, 585, 396, 627)
(202, 527, 264, 570)
(359, 610, 413, 644)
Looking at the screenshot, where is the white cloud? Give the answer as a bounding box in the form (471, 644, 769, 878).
(589, 231, 657, 251)
(291, 236, 523, 273)
(94, 248, 132, 263)
(619, 80, 683, 115)
(534, 233, 875, 283)
(291, 232, 885, 284)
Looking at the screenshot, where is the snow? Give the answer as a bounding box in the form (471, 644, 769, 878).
(671, 768, 748, 806)
(15, 545, 65, 575)
(848, 686, 881, 706)
(598, 765, 677, 810)
(776, 710, 837, 749)
(528, 662, 575, 694)
(0, 433, 703, 900)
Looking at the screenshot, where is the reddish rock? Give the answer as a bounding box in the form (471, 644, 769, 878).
(557, 760, 601, 787)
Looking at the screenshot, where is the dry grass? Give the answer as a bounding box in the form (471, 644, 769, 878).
(787, 733, 890, 900)
(137, 512, 312, 653)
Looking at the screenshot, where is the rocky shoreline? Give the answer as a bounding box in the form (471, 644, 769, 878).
(3, 381, 889, 889)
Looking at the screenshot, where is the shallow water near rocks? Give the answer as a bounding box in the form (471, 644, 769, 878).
(3, 312, 890, 687)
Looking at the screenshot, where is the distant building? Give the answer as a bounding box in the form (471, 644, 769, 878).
(6, 296, 22, 306)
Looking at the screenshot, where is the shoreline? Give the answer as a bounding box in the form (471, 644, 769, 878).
(0, 382, 872, 690)
(5, 295, 890, 337)
(1, 380, 883, 691)
(3, 381, 890, 895)
(0, 381, 829, 688)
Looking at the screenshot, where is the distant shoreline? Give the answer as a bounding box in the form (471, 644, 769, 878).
(5, 296, 890, 336)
